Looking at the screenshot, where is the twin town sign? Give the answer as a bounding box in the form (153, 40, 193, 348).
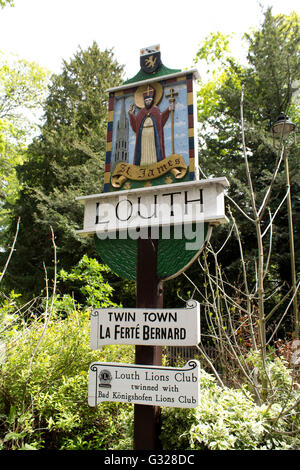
(89, 301, 201, 408)
(90, 300, 200, 348)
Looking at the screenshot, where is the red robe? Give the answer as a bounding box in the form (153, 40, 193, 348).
(129, 105, 169, 165)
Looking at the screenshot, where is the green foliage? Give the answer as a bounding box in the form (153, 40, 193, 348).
(0, 0, 14, 8)
(0, 53, 49, 231)
(193, 8, 300, 324)
(244, 10, 300, 124)
(0, 302, 134, 450)
(0, 7, 299, 452)
(161, 364, 300, 451)
(1, 43, 123, 298)
(0, 290, 22, 342)
(0, 53, 48, 125)
(0, 286, 299, 451)
(195, 32, 242, 122)
(160, 407, 197, 450)
(195, 32, 233, 69)
(58, 255, 119, 309)
(0, 257, 135, 450)
(246, 350, 298, 405)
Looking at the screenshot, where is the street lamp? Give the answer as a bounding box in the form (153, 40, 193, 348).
(271, 112, 298, 340)
(272, 111, 296, 141)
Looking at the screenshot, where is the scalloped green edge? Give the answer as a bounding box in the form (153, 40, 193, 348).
(94, 223, 209, 281)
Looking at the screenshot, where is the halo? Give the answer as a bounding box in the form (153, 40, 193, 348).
(134, 82, 163, 108)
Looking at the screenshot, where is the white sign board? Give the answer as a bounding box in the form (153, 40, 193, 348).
(88, 360, 200, 408)
(90, 300, 200, 348)
(76, 178, 229, 237)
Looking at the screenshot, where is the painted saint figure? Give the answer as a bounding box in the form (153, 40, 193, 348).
(128, 84, 174, 166)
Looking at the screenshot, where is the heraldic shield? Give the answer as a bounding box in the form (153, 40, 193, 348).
(140, 45, 162, 74)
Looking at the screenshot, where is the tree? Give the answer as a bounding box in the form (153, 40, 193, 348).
(0, 53, 49, 233)
(2, 43, 123, 298)
(0, 0, 14, 8)
(179, 8, 300, 393)
(166, 10, 299, 321)
(193, 9, 299, 310)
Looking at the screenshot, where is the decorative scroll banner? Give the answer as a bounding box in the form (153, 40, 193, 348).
(111, 154, 187, 188)
(88, 360, 200, 408)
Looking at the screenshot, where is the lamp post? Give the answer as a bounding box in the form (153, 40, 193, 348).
(271, 112, 299, 340)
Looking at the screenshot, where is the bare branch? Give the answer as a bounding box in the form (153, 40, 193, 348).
(196, 343, 225, 388)
(267, 281, 300, 345)
(225, 194, 255, 223)
(0, 216, 20, 283)
(240, 86, 258, 219)
(265, 285, 294, 322)
(262, 189, 289, 238)
(257, 146, 285, 220)
(28, 226, 57, 371)
(215, 223, 234, 255)
(263, 208, 273, 280)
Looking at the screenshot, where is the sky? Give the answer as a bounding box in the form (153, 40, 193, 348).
(0, 0, 299, 81)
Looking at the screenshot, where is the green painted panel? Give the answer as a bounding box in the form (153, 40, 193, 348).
(94, 223, 209, 281)
(94, 235, 137, 281)
(157, 223, 209, 279)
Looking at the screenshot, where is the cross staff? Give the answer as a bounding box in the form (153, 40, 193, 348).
(166, 88, 178, 154)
